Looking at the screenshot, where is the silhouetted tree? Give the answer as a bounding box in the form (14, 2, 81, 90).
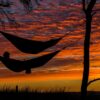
(81, 0, 97, 100)
(0, 0, 19, 28)
(20, 0, 32, 12)
(0, 0, 43, 27)
(87, 78, 100, 87)
(19, 0, 42, 12)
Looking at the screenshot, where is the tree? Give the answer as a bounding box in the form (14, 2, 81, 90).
(81, 0, 97, 100)
(0, 0, 42, 27)
(19, 0, 42, 12)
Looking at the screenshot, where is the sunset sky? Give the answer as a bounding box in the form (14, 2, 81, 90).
(0, 0, 100, 92)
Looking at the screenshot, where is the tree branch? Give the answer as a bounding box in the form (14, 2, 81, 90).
(87, 78, 100, 87)
(87, 0, 97, 13)
(82, 0, 86, 12)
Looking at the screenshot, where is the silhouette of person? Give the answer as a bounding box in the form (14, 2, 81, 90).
(2, 51, 31, 74)
(0, 50, 61, 74)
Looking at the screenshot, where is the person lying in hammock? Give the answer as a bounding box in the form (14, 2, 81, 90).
(0, 50, 60, 74)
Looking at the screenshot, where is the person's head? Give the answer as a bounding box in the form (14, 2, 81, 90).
(3, 52, 10, 58)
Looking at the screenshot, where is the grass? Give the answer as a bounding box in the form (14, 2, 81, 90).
(0, 87, 100, 100)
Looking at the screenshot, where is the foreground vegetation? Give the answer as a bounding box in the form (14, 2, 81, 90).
(0, 89, 100, 100)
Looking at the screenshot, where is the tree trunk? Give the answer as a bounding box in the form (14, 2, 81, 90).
(81, 13, 92, 100)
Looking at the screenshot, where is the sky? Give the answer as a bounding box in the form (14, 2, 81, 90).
(0, 0, 100, 92)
